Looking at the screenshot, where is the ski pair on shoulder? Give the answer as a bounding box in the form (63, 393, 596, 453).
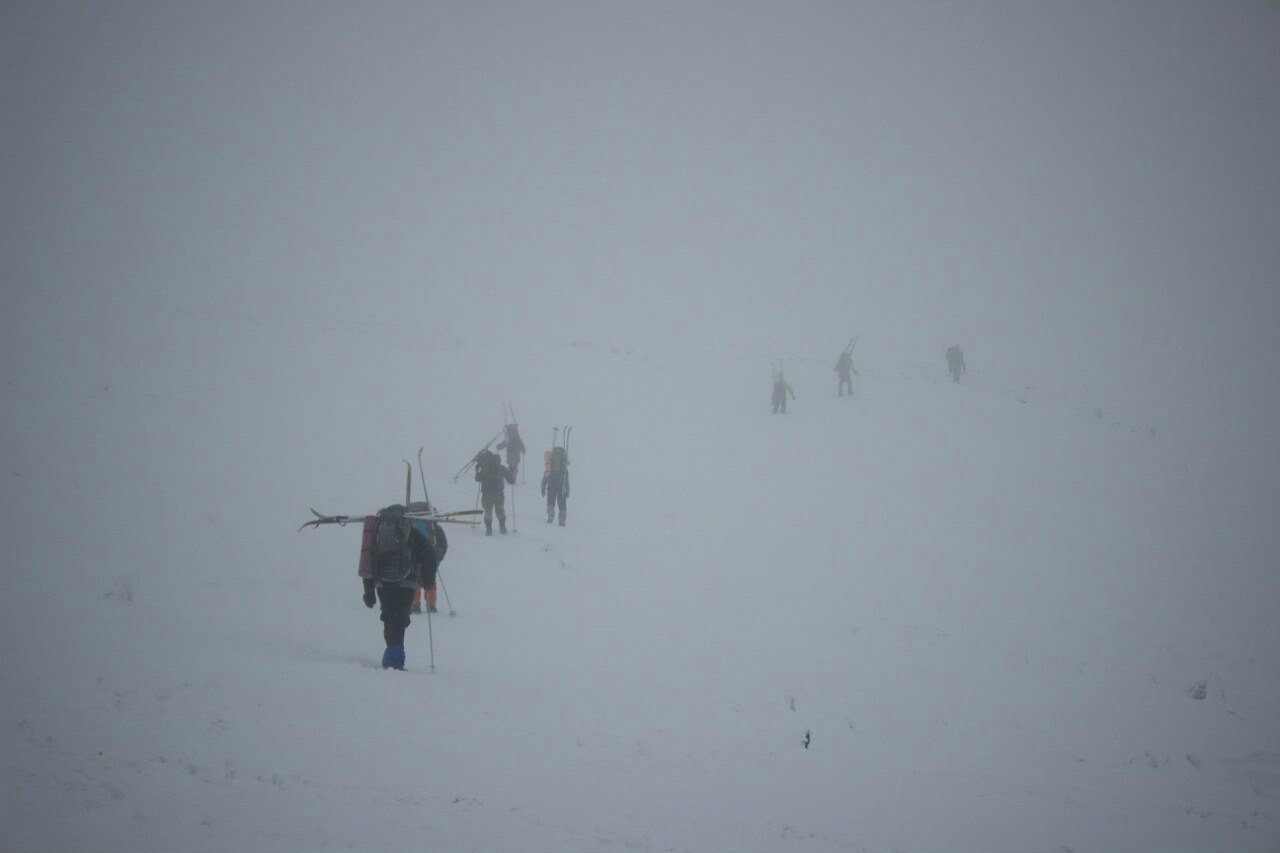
(300, 507, 480, 532)
(300, 448, 463, 671)
(541, 426, 571, 527)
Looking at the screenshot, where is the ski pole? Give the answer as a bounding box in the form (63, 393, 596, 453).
(425, 600, 436, 672)
(436, 568, 456, 616)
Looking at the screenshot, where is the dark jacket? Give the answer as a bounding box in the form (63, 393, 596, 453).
(772, 377, 795, 405)
(835, 352, 857, 377)
(475, 451, 515, 495)
(406, 521, 439, 591)
(406, 502, 448, 565)
(541, 467, 569, 499)
(497, 427, 526, 467)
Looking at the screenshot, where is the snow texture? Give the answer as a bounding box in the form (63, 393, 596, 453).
(2, 3, 1278, 851)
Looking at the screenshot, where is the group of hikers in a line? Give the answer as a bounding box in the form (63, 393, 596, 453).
(355, 420, 571, 669)
(772, 343, 966, 414)
(352, 340, 970, 669)
(471, 422, 570, 534)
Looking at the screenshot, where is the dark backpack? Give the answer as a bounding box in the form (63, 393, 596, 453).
(550, 446, 567, 474)
(372, 504, 414, 584)
(431, 522, 448, 564)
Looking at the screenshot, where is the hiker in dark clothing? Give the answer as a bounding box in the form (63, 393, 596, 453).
(946, 345, 966, 383)
(541, 445, 570, 526)
(835, 350, 858, 397)
(474, 448, 515, 535)
(496, 422, 526, 476)
(360, 506, 439, 669)
(406, 502, 447, 614)
(772, 371, 795, 414)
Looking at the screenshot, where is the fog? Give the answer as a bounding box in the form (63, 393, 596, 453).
(9, 2, 1277, 387)
(3, 2, 1278, 850)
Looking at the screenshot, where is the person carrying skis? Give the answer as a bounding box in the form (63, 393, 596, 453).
(835, 350, 858, 397)
(360, 504, 439, 670)
(946, 345, 966, 383)
(772, 370, 796, 414)
(474, 448, 515, 535)
(541, 445, 570, 526)
(406, 502, 447, 614)
(496, 422, 526, 476)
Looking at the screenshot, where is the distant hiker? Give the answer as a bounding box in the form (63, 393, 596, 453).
(835, 350, 859, 397)
(407, 502, 447, 614)
(359, 504, 440, 670)
(496, 422, 526, 475)
(541, 445, 570, 526)
(946, 346, 966, 383)
(474, 448, 515, 535)
(772, 371, 795, 414)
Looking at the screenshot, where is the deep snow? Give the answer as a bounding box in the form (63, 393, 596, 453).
(3, 2, 1279, 850)
(2, 317, 1277, 851)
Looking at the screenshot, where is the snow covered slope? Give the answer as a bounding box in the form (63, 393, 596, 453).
(4, 3, 1278, 849)
(2, 312, 1277, 852)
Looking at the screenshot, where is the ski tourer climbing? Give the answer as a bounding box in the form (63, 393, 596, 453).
(496, 413, 527, 476)
(946, 345, 966, 383)
(835, 350, 858, 397)
(406, 502, 446, 614)
(541, 444, 570, 526)
(772, 370, 795, 414)
(474, 448, 516, 535)
(359, 504, 439, 670)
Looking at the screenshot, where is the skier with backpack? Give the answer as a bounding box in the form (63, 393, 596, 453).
(834, 335, 855, 394)
(406, 502, 447, 614)
(834, 349, 859, 397)
(946, 345, 966, 383)
(359, 504, 440, 670)
(496, 419, 526, 476)
(474, 448, 516, 535)
(772, 369, 796, 414)
(541, 444, 570, 526)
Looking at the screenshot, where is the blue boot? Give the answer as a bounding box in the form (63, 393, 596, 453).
(382, 644, 405, 670)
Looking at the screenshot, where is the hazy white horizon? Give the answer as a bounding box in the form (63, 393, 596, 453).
(3, 2, 1278, 850)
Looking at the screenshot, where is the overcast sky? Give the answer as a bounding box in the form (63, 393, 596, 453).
(3, 1, 1278, 437)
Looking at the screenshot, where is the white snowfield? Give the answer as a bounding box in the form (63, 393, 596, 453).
(1, 324, 1276, 852)
(3, 3, 1278, 850)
